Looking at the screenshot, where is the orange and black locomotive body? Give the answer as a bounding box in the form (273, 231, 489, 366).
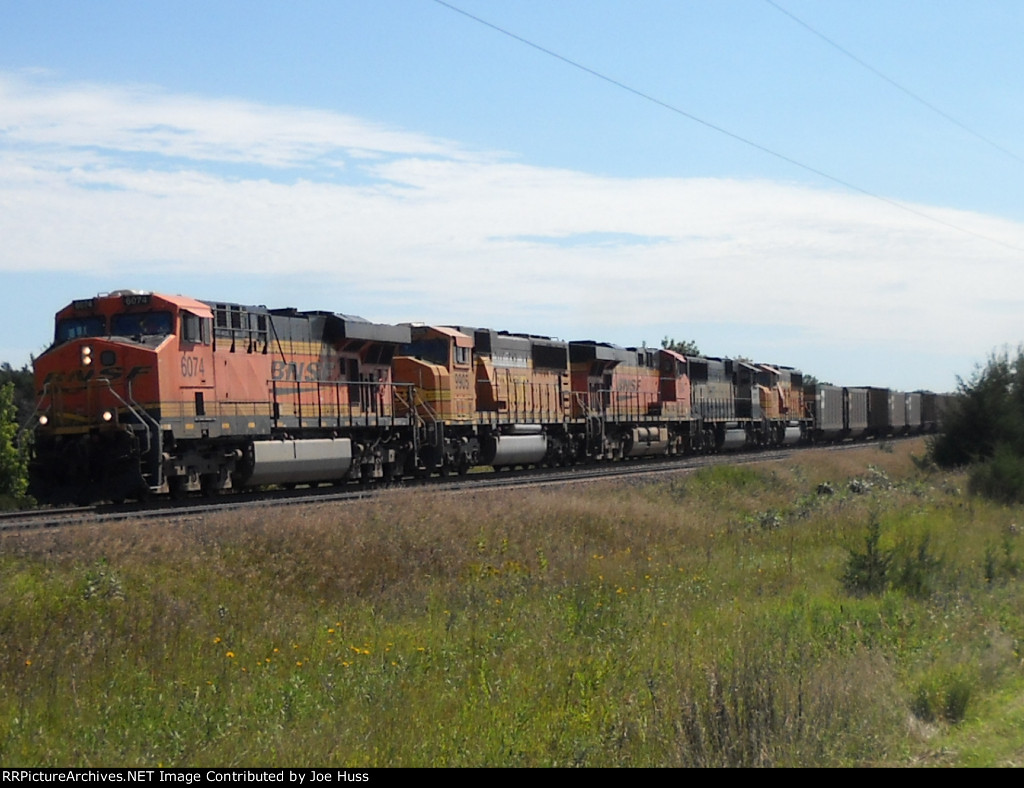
(31, 289, 936, 504)
(31, 291, 413, 502)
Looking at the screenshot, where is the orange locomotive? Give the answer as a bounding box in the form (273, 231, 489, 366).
(29, 290, 814, 503)
(31, 291, 413, 502)
(392, 325, 575, 474)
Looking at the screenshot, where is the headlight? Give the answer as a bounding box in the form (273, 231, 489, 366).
(38, 414, 48, 426)
(81, 346, 93, 366)
(102, 410, 114, 422)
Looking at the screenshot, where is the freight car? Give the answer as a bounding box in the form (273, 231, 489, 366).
(805, 384, 949, 443)
(27, 290, 927, 504)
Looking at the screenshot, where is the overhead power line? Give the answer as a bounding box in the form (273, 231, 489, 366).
(763, 0, 1024, 166)
(430, 0, 1023, 254)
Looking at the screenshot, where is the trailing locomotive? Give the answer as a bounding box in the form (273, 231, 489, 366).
(27, 290, 941, 504)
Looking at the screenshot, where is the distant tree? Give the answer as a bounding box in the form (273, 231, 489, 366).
(660, 336, 701, 356)
(930, 347, 1024, 503)
(0, 362, 36, 426)
(0, 382, 29, 503)
(930, 348, 1024, 466)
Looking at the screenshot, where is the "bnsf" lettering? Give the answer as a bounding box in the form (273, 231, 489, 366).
(271, 361, 327, 382)
(42, 365, 151, 389)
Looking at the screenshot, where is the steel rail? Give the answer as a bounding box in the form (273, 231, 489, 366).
(0, 439, 905, 535)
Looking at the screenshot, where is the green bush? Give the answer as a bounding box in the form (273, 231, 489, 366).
(891, 534, 943, 599)
(911, 669, 974, 725)
(930, 347, 1024, 503)
(842, 516, 890, 596)
(968, 443, 1024, 504)
(843, 518, 945, 599)
(0, 382, 28, 503)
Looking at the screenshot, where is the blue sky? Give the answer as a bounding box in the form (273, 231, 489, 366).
(2, 0, 1023, 392)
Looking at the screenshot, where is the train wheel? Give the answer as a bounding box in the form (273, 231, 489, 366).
(200, 474, 220, 497)
(168, 476, 188, 500)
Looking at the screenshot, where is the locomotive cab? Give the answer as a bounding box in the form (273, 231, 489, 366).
(31, 290, 213, 503)
(657, 349, 692, 419)
(394, 326, 476, 422)
(393, 326, 478, 474)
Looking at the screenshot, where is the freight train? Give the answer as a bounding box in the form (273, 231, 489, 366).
(26, 290, 945, 504)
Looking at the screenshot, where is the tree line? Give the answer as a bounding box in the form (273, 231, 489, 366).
(0, 363, 33, 505)
(929, 347, 1024, 503)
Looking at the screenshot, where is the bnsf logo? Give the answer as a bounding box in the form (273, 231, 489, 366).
(271, 361, 329, 382)
(42, 365, 151, 389)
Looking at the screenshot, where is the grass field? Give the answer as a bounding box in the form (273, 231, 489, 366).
(2, 439, 1023, 766)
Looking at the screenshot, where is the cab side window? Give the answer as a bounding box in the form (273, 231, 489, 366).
(181, 312, 212, 345)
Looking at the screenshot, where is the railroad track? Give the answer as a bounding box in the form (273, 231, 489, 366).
(0, 440, 905, 534)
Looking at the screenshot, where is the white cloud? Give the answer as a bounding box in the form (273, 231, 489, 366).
(0, 72, 457, 168)
(2, 70, 1023, 384)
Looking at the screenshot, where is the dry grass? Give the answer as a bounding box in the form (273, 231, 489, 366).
(2, 439, 1022, 766)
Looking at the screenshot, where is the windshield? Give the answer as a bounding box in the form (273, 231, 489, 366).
(400, 338, 449, 367)
(111, 311, 173, 337)
(56, 316, 106, 344)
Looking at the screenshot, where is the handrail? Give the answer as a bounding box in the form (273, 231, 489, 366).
(392, 383, 432, 427)
(270, 379, 425, 430)
(123, 378, 164, 488)
(98, 378, 156, 453)
(15, 382, 50, 448)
